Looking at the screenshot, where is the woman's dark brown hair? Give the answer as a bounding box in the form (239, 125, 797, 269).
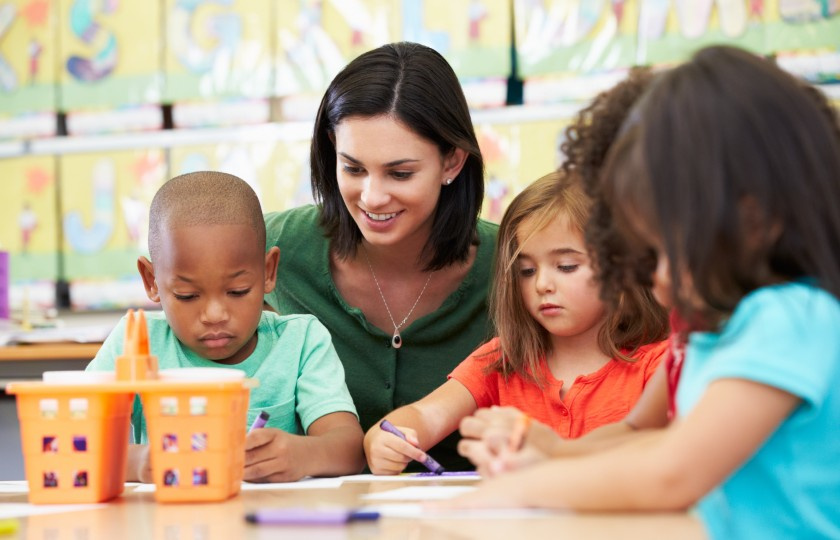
(310, 42, 485, 271)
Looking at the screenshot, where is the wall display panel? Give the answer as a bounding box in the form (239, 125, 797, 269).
(58, 149, 167, 309)
(169, 138, 311, 216)
(637, 0, 767, 66)
(514, 0, 639, 77)
(0, 154, 58, 310)
(0, 0, 58, 137)
(58, 0, 163, 110)
(164, 0, 272, 102)
(475, 117, 570, 223)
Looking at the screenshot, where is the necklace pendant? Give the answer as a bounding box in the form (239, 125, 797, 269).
(391, 331, 402, 349)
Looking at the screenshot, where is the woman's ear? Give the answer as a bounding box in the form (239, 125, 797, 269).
(137, 256, 160, 303)
(441, 147, 469, 185)
(263, 247, 280, 294)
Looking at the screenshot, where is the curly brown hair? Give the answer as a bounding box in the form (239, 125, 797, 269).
(559, 67, 667, 328)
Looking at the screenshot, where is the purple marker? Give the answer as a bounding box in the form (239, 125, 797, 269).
(245, 507, 380, 525)
(248, 411, 270, 433)
(379, 419, 445, 475)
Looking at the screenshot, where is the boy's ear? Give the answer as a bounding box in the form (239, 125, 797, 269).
(137, 256, 160, 303)
(263, 247, 280, 294)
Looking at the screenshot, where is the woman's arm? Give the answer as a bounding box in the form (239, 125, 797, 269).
(243, 411, 364, 482)
(364, 379, 477, 474)
(448, 378, 800, 510)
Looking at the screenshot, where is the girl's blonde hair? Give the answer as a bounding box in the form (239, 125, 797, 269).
(487, 171, 668, 383)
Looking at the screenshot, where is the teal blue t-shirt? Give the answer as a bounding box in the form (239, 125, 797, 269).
(678, 282, 840, 539)
(86, 310, 358, 444)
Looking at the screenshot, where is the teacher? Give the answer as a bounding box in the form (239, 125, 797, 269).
(264, 42, 498, 470)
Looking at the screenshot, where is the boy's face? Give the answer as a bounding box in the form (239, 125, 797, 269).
(138, 223, 279, 365)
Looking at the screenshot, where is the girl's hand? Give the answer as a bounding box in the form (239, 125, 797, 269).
(244, 428, 307, 482)
(363, 423, 428, 475)
(458, 406, 558, 475)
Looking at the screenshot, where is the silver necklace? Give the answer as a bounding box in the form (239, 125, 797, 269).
(362, 249, 433, 349)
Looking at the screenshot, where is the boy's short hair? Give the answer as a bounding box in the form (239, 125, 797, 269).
(148, 171, 265, 263)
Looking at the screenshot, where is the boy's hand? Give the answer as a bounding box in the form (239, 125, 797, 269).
(363, 423, 427, 475)
(244, 428, 307, 482)
(126, 444, 153, 483)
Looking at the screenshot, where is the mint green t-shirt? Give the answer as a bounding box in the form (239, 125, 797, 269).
(86, 310, 357, 444)
(264, 205, 498, 471)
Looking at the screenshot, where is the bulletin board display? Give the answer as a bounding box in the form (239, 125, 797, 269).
(164, 0, 273, 102)
(274, 0, 511, 98)
(168, 139, 312, 216)
(513, 0, 638, 77)
(58, 0, 162, 111)
(58, 149, 167, 309)
(0, 0, 57, 117)
(476, 117, 570, 223)
(0, 154, 58, 309)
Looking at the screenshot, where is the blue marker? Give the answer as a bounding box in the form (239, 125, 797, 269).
(248, 411, 270, 433)
(379, 419, 445, 475)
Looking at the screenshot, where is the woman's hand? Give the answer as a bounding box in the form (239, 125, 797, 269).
(363, 422, 428, 475)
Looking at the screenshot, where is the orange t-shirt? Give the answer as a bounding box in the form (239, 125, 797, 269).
(448, 337, 668, 439)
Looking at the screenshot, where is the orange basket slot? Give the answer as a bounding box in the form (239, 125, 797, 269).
(6, 383, 134, 504)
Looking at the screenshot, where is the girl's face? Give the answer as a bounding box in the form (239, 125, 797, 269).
(516, 213, 607, 342)
(332, 115, 464, 250)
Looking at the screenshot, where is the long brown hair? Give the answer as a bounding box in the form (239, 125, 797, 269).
(487, 171, 668, 383)
(599, 46, 840, 327)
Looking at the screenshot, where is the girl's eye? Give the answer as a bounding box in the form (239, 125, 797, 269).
(173, 293, 197, 301)
(391, 171, 413, 180)
(342, 165, 364, 176)
(558, 264, 579, 273)
(519, 267, 536, 277)
(229, 289, 251, 297)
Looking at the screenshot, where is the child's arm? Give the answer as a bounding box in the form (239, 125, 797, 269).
(458, 362, 671, 473)
(446, 378, 800, 511)
(243, 411, 364, 482)
(364, 379, 477, 475)
(126, 444, 152, 483)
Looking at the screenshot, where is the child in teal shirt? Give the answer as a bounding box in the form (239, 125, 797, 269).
(87, 171, 364, 482)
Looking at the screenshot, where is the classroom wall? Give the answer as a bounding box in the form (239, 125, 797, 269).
(0, 0, 837, 312)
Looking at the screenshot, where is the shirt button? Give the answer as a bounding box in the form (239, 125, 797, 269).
(561, 409, 569, 416)
(385, 382, 392, 390)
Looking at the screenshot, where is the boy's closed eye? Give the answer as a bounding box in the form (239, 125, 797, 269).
(228, 288, 251, 297)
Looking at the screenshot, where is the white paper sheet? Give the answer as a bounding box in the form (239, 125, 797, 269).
(361, 485, 476, 501)
(359, 503, 555, 519)
(341, 472, 480, 482)
(0, 481, 29, 494)
(0, 503, 105, 519)
(132, 477, 344, 493)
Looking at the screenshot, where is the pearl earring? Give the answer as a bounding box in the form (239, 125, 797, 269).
(445, 178, 453, 185)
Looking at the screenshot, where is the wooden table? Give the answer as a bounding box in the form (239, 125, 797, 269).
(0, 478, 706, 539)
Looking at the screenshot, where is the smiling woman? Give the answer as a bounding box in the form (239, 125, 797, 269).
(264, 42, 498, 471)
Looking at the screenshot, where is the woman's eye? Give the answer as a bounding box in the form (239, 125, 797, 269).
(391, 171, 414, 180)
(342, 165, 363, 175)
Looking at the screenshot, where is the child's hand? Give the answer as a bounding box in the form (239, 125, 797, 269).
(244, 428, 307, 482)
(126, 444, 153, 483)
(363, 423, 427, 475)
(458, 406, 556, 475)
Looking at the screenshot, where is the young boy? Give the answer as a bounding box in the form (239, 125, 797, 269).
(87, 171, 364, 482)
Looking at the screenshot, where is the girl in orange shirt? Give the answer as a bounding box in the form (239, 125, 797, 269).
(363, 170, 668, 474)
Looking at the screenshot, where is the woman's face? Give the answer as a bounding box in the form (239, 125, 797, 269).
(332, 115, 464, 250)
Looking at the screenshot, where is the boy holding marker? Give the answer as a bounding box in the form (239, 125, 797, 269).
(87, 171, 364, 483)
